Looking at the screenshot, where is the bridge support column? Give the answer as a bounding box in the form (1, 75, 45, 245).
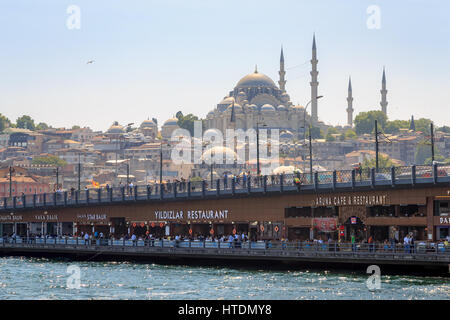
(332, 170, 337, 190)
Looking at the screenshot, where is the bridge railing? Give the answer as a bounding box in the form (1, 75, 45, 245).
(2, 237, 449, 258)
(2, 164, 448, 211)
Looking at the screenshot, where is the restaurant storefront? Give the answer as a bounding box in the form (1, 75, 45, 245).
(3, 185, 450, 242)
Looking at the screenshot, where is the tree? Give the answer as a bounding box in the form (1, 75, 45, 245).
(415, 141, 440, 164)
(384, 120, 410, 134)
(36, 122, 49, 130)
(345, 129, 357, 140)
(72, 125, 81, 130)
(354, 111, 388, 135)
(16, 115, 35, 130)
(437, 125, 450, 133)
(325, 133, 336, 142)
(309, 127, 323, 139)
(362, 154, 396, 169)
(176, 112, 200, 136)
(0, 113, 11, 132)
(414, 118, 432, 134)
(32, 155, 67, 167)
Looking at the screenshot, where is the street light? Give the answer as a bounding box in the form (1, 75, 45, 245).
(303, 96, 324, 143)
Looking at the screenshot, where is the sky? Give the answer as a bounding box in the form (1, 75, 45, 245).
(0, 0, 449, 131)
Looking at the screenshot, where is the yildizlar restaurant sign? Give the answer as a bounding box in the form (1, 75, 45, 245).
(154, 210, 230, 221)
(313, 195, 388, 207)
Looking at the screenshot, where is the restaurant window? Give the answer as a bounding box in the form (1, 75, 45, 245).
(313, 206, 338, 218)
(369, 205, 395, 217)
(285, 207, 312, 218)
(399, 205, 424, 217)
(435, 201, 450, 217)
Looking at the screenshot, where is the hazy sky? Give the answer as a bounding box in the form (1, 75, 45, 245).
(0, 0, 449, 131)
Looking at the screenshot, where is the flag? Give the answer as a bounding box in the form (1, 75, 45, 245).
(92, 180, 100, 188)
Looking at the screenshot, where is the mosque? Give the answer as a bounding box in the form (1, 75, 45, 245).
(203, 35, 390, 137)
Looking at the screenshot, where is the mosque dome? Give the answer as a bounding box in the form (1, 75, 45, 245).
(261, 104, 276, 112)
(219, 96, 235, 105)
(107, 123, 125, 134)
(226, 103, 242, 112)
(140, 119, 156, 129)
(163, 118, 179, 126)
(235, 70, 277, 89)
(201, 146, 240, 163)
(277, 105, 287, 111)
(280, 130, 293, 139)
(247, 104, 258, 111)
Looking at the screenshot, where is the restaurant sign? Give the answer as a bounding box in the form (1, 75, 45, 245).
(313, 218, 337, 232)
(154, 210, 230, 221)
(313, 195, 388, 207)
(439, 217, 450, 225)
(0, 214, 23, 222)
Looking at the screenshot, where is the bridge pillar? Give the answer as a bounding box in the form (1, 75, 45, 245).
(64, 192, 67, 206)
(247, 176, 251, 194)
(391, 166, 396, 187)
(280, 174, 284, 192)
(231, 178, 235, 196)
(263, 175, 267, 194)
(433, 163, 438, 184)
(332, 170, 337, 190)
(314, 172, 318, 190)
(371, 168, 376, 188)
(351, 170, 355, 189)
(202, 180, 206, 198)
(187, 181, 191, 198)
(411, 165, 416, 185)
(216, 179, 220, 196)
(86, 190, 90, 204)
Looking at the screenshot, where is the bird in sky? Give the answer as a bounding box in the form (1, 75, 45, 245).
(86, 60, 95, 64)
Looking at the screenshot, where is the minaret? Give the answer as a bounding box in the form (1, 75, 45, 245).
(410, 115, 415, 131)
(310, 34, 319, 124)
(278, 46, 286, 92)
(380, 67, 388, 116)
(346, 77, 354, 126)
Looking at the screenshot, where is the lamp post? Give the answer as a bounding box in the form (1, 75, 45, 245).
(431, 122, 435, 163)
(56, 167, 59, 190)
(309, 126, 313, 183)
(77, 153, 81, 191)
(375, 120, 379, 172)
(9, 166, 13, 198)
(303, 96, 324, 144)
(160, 143, 163, 185)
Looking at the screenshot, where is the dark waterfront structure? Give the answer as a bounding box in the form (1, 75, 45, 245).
(1, 164, 450, 242)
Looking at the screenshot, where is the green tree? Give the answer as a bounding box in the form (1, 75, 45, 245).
(325, 133, 336, 142)
(72, 125, 81, 130)
(362, 154, 396, 169)
(345, 129, 357, 140)
(0, 113, 11, 132)
(16, 115, 36, 130)
(415, 141, 440, 164)
(437, 126, 450, 133)
(176, 112, 200, 136)
(32, 155, 67, 167)
(354, 110, 388, 135)
(309, 127, 323, 139)
(414, 118, 432, 134)
(384, 120, 410, 134)
(36, 122, 49, 130)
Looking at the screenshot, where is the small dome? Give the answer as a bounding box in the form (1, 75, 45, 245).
(227, 103, 242, 112)
(261, 104, 276, 112)
(247, 104, 258, 111)
(140, 119, 156, 129)
(201, 146, 240, 163)
(277, 105, 287, 111)
(219, 96, 235, 105)
(280, 130, 293, 139)
(107, 124, 125, 134)
(163, 118, 179, 126)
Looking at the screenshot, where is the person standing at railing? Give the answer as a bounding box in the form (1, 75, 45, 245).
(351, 234, 356, 252)
(84, 232, 89, 245)
(131, 233, 137, 246)
(403, 234, 410, 253)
